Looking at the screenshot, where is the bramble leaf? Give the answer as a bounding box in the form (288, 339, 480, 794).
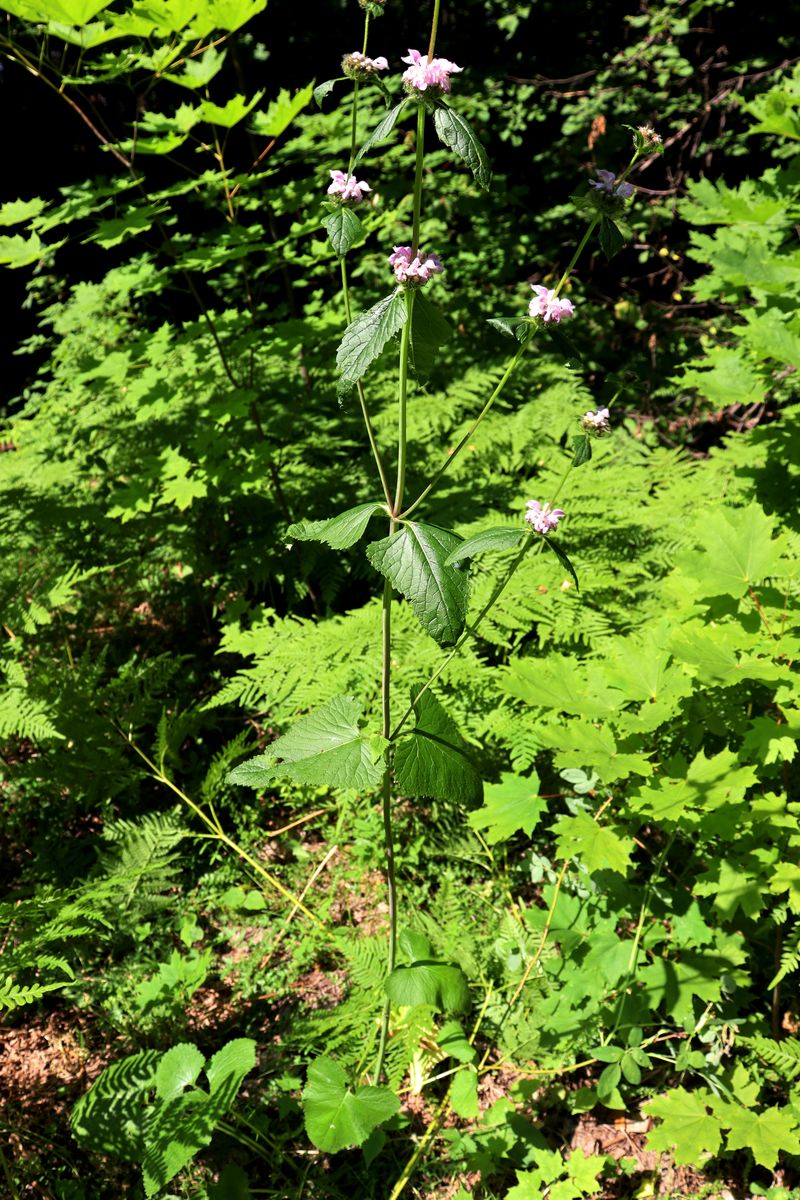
(303, 1057, 399, 1153)
(394, 690, 483, 805)
(227, 696, 386, 792)
(367, 522, 469, 646)
(287, 503, 385, 550)
(337, 292, 408, 387)
(433, 104, 491, 190)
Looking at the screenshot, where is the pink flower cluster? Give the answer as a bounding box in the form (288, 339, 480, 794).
(589, 169, 633, 200)
(582, 407, 611, 434)
(342, 50, 389, 75)
(388, 245, 444, 286)
(528, 285, 575, 325)
(327, 170, 371, 203)
(525, 500, 565, 535)
(401, 48, 463, 93)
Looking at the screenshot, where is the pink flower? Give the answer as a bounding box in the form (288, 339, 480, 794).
(525, 500, 565, 535)
(401, 48, 463, 93)
(343, 51, 389, 76)
(327, 170, 372, 203)
(528, 285, 575, 324)
(582, 407, 611, 434)
(589, 169, 633, 200)
(389, 244, 444, 285)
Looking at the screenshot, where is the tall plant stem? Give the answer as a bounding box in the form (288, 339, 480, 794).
(553, 216, 599, 297)
(411, 103, 426, 255)
(348, 80, 360, 173)
(341, 261, 393, 504)
(400, 333, 530, 520)
(394, 297, 415, 514)
(427, 0, 443, 59)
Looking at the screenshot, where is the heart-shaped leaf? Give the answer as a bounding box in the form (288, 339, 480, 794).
(303, 1057, 399, 1153)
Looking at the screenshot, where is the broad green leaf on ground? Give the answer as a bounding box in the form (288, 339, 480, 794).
(720, 1103, 800, 1168)
(394, 690, 482, 805)
(769, 862, 800, 912)
(552, 810, 633, 876)
(450, 1068, 479, 1118)
(544, 721, 654, 782)
(433, 104, 491, 190)
(354, 101, 409, 163)
(337, 292, 407, 386)
(71, 1050, 161, 1157)
(227, 696, 386, 791)
(645, 1088, 723, 1164)
(199, 92, 264, 128)
(444, 526, 525, 565)
(287, 502, 385, 550)
(695, 857, 765, 919)
(678, 503, 784, 597)
(503, 656, 617, 719)
(322, 206, 363, 258)
(141, 1039, 256, 1197)
(468, 771, 545, 844)
(410, 291, 452, 379)
(303, 1057, 399, 1153)
(436, 1020, 476, 1063)
(367, 522, 469, 646)
(386, 959, 471, 1013)
(250, 82, 315, 137)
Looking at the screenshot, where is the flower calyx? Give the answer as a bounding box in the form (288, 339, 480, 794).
(342, 51, 389, 79)
(581, 407, 611, 436)
(389, 245, 444, 287)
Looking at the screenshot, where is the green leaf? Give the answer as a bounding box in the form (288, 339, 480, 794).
(71, 1050, 161, 1157)
(355, 101, 408, 164)
(645, 1088, 723, 1165)
(571, 434, 592, 466)
(542, 536, 580, 590)
(0, 197, 46, 226)
(287, 503, 385, 550)
(141, 1039, 256, 1197)
(250, 82, 315, 138)
(163, 45, 227, 90)
(394, 690, 483, 805)
(410, 291, 452, 379)
(366, 522, 469, 646)
(199, 92, 264, 128)
(599, 216, 625, 260)
(722, 1104, 800, 1169)
(227, 696, 387, 792)
(552, 811, 633, 876)
(322, 207, 364, 258)
(450, 1068, 479, 1118)
(337, 292, 408, 387)
(436, 1020, 476, 1063)
(302, 1057, 399, 1153)
(0, 232, 45, 268)
(313, 78, 341, 107)
(678, 503, 784, 598)
(543, 323, 584, 368)
(433, 105, 491, 190)
(488, 316, 531, 342)
(468, 772, 545, 845)
(444, 526, 525, 565)
(386, 958, 471, 1013)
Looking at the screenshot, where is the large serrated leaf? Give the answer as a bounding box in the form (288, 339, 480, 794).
(322, 206, 363, 258)
(468, 771, 545, 845)
(337, 292, 408, 387)
(303, 1057, 399, 1152)
(433, 105, 491, 190)
(394, 690, 483, 805)
(367, 522, 469, 646)
(227, 696, 386, 792)
(287, 502, 385, 550)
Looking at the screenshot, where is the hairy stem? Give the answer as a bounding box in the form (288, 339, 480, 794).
(411, 102, 426, 256)
(427, 0, 443, 59)
(341, 260, 393, 504)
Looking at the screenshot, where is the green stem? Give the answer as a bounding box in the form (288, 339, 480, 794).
(552, 216, 599, 298)
(393, 294, 415, 514)
(400, 332, 531, 520)
(427, 0, 443, 59)
(411, 102, 426, 256)
(348, 79, 360, 173)
(341, 260, 392, 504)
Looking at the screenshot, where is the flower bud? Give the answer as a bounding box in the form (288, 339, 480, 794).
(581, 407, 611, 436)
